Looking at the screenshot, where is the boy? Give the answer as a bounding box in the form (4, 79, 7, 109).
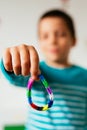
(0, 9, 87, 130)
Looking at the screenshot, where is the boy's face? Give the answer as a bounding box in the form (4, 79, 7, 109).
(38, 17, 75, 63)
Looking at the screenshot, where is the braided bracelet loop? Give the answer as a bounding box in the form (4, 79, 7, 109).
(27, 74, 53, 111)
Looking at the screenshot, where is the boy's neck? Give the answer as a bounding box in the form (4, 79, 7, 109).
(46, 59, 72, 69)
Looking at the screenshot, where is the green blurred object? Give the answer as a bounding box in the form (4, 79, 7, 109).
(4, 124, 25, 130)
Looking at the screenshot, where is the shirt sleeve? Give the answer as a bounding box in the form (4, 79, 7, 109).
(0, 59, 29, 87)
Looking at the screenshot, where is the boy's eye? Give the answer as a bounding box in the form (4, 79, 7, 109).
(56, 32, 67, 37)
(61, 32, 67, 37)
(42, 34, 48, 39)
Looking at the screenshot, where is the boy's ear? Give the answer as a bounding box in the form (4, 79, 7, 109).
(72, 38, 76, 47)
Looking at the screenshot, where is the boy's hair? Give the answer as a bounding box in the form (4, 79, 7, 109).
(39, 9, 76, 38)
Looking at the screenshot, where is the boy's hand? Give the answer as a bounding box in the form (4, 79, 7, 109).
(3, 44, 40, 80)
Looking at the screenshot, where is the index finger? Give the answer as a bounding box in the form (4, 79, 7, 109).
(28, 46, 40, 80)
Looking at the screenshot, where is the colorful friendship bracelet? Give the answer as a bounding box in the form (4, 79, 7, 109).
(27, 74, 53, 111)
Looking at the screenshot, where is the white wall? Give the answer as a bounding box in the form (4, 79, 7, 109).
(0, 0, 87, 129)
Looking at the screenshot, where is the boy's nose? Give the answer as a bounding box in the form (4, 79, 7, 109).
(49, 34, 57, 45)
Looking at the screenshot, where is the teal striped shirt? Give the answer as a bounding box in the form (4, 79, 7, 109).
(0, 60, 87, 130)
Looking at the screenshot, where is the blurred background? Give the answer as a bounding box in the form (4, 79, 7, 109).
(0, 0, 87, 129)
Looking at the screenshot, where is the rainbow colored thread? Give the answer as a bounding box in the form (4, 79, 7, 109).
(27, 74, 53, 111)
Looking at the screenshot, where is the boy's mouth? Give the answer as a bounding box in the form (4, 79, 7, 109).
(49, 48, 60, 54)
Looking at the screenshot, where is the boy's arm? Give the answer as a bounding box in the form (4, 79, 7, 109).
(0, 59, 29, 87)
